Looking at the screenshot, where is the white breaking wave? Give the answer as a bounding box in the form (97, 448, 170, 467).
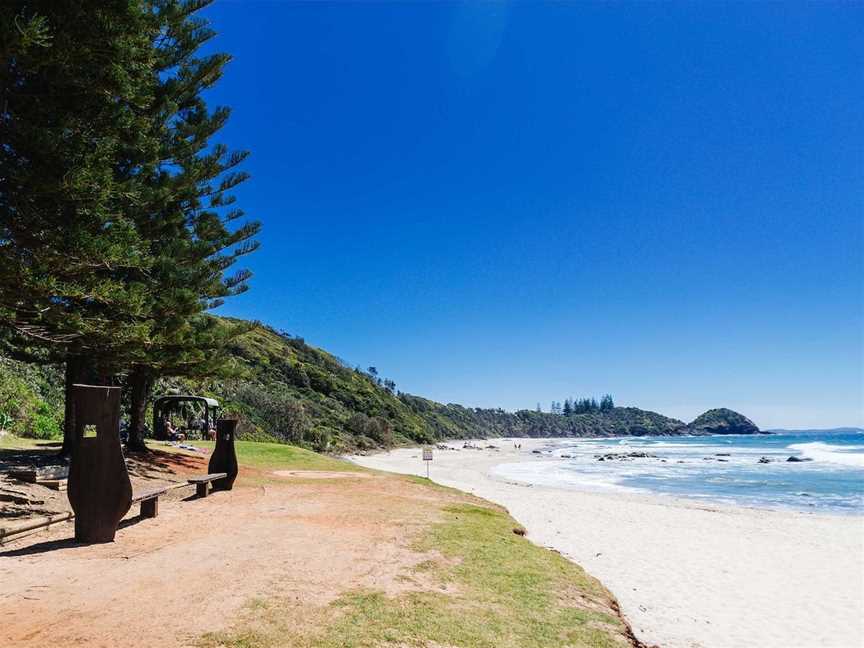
(787, 442, 864, 468)
(490, 460, 641, 493)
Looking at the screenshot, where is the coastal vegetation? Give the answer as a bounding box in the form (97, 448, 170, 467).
(0, 320, 759, 451)
(549, 395, 615, 416)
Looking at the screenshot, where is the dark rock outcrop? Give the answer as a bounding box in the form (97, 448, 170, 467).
(594, 451, 659, 462)
(687, 408, 760, 435)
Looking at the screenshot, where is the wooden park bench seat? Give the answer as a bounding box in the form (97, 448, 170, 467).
(63, 386, 239, 543)
(187, 473, 227, 499)
(131, 485, 171, 519)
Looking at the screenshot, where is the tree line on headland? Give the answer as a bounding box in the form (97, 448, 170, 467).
(545, 395, 615, 416)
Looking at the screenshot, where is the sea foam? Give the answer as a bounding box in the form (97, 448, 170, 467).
(788, 442, 864, 468)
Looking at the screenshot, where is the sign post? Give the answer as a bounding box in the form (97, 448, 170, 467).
(422, 447, 433, 478)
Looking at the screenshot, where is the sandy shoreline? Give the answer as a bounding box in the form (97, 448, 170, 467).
(351, 438, 864, 648)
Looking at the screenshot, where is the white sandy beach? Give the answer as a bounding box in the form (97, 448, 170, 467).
(351, 439, 864, 648)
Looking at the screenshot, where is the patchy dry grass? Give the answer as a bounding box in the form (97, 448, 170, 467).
(199, 499, 631, 648)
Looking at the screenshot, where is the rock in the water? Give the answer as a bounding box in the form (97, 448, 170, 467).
(687, 408, 760, 435)
(594, 451, 658, 462)
(786, 456, 813, 462)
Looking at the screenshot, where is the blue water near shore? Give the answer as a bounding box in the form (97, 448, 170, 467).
(492, 430, 864, 514)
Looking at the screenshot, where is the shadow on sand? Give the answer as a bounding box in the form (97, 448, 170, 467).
(0, 514, 152, 558)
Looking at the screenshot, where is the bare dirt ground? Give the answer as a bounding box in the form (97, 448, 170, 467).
(271, 469, 373, 479)
(0, 452, 463, 648)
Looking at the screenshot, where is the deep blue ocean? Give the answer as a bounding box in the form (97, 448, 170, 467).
(492, 430, 864, 514)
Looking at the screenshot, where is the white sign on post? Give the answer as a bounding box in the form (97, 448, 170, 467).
(422, 447, 433, 477)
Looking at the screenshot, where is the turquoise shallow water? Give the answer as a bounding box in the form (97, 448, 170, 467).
(492, 431, 864, 514)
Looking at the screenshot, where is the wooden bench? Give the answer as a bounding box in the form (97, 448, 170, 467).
(131, 485, 171, 519)
(188, 473, 227, 499)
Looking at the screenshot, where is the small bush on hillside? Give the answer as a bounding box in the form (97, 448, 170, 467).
(368, 417, 394, 446)
(346, 412, 394, 447)
(305, 426, 332, 452)
(352, 435, 377, 450)
(231, 383, 311, 443)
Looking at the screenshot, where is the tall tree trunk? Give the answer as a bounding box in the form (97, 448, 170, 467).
(60, 355, 91, 456)
(127, 365, 153, 452)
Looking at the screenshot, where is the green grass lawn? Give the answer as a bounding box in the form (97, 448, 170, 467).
(194, 439, 365, 473)
(0, 434, 59, 451)
(152, 438, 368, 488)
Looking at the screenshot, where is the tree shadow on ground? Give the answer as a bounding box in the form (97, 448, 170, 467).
(126, 447, 207, 480)
(0, 515, 150, 558)
(1, 444, 207, 531)
(0, 445, 67, 473)
(0, 444, 206, 479)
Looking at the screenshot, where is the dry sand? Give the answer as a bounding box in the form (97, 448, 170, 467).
(351, 439, 864, 648)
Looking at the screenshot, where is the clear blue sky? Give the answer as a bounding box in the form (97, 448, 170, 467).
(201, 1, 863, 429)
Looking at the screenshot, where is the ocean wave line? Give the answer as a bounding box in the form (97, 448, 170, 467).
(787, 442, 864, 468)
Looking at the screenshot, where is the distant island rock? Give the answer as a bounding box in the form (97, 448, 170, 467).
(686, 408, 761, 435)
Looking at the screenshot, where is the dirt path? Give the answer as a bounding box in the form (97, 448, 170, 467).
(0, 468, 455, 648)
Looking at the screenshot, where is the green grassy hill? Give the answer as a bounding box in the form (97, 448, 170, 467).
(164, 323, 694, 450)
(0, 320, 757, 451)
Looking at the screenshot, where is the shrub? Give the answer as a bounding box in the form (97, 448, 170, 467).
(353, 435, 376, 450)
(31, 412, 61, 439)
(368, 417, 394, 446)
(0, 364, 62, 438)
(231, 383, 311, 443)
(305, 426, 333, 452)
(345, 413, 395, 447)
